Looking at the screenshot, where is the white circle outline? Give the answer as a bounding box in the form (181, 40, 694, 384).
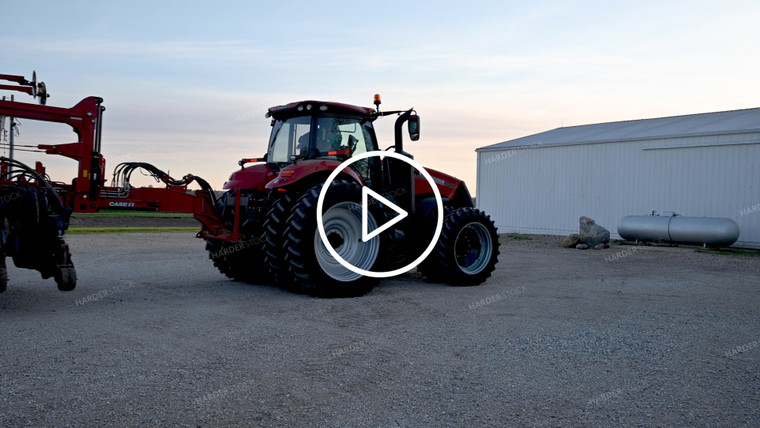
(316, 150, 443, 278)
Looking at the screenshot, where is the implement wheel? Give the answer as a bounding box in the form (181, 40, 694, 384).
(55, 266, 77, 291)
(0, 266, 7, 293)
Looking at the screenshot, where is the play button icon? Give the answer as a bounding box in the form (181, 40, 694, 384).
(317, 150, 443, 278)
(361, 187, 408, 242)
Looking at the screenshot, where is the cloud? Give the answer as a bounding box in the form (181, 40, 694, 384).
(4, 0, 760, 194)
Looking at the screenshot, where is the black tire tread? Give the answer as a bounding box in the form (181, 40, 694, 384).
(283, 181, 375, 297)
(421, 207, 499, 286)
(0, 267, 7, 293)
(55, 266, 77, 291)
(205, 239, 267, 284)
(263, 192, 297, 288)
(417, 205, 453, 282)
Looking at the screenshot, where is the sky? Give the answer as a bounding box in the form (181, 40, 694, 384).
(2, 0, 759, 193)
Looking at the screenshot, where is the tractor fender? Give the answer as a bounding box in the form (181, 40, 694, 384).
(410, 196, 451, 256)
(414, 196, 451, 229)
(265, 159, 364, 190)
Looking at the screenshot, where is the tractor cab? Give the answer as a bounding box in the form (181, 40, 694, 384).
(268, 114, 377, 162)
(264, 100, 386, 189)
(215, 96, 498, 297)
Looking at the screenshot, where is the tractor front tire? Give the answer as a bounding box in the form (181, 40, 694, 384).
(416, 205, 453, 283)
(283, 181, 379, 297)
(421, 207, 499, 286)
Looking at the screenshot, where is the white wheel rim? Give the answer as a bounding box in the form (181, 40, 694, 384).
(454, 222, 492, 275)
(314, 201, 379, 282)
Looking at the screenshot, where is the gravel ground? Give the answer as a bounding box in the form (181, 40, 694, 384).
(1, 232, 758, 427)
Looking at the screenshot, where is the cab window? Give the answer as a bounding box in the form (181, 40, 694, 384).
(268, 116, 311, 163)
(313, 117, 376, 157)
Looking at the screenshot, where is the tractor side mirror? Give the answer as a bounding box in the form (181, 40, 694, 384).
(408, 115, 420, 141)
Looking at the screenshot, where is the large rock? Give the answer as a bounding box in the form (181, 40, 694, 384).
(578, 216, 610, 248)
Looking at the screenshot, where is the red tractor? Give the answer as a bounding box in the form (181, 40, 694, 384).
(199, 96, 500, 296)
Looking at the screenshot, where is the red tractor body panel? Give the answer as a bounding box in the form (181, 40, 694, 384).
(414, 167, 462, 201)
(264, 159, 365, 190)
(223, 157, 464, 202)
(223, 163, 276, 192)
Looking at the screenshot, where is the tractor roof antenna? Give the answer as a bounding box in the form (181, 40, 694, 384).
(373, 94, 382, 113)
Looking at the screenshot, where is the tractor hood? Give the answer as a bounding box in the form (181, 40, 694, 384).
(223, 162, 276, 192)
(414, 167, 473, 207)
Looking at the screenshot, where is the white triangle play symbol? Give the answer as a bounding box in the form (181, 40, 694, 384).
(362, 187, 408, 242)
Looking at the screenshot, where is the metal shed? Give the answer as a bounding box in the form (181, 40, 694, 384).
(476, 107, 760, 248)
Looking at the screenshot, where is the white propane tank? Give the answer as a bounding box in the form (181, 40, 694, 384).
(617, 212, 740, 247)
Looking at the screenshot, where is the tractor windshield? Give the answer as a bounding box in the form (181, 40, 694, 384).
(313, 116, 375, 157)
(268, 116, 377, 164)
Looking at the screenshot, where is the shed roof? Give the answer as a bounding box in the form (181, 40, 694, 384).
(477, 107, 760, 151)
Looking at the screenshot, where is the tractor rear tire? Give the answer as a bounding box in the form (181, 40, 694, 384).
(263, 192, 298, 290)
(421, 207, 499, 286)
(205, 239, 268, 284)
(55, 266, 77, 291)
(283, 181, 379, 297)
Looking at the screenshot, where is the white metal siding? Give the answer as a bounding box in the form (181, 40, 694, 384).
(477, 133, 760, 248)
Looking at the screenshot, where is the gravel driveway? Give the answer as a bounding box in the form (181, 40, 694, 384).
(1, 232, 758, 426)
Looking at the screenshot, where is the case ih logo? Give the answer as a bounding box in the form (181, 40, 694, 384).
(108, 201, 135, 208)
